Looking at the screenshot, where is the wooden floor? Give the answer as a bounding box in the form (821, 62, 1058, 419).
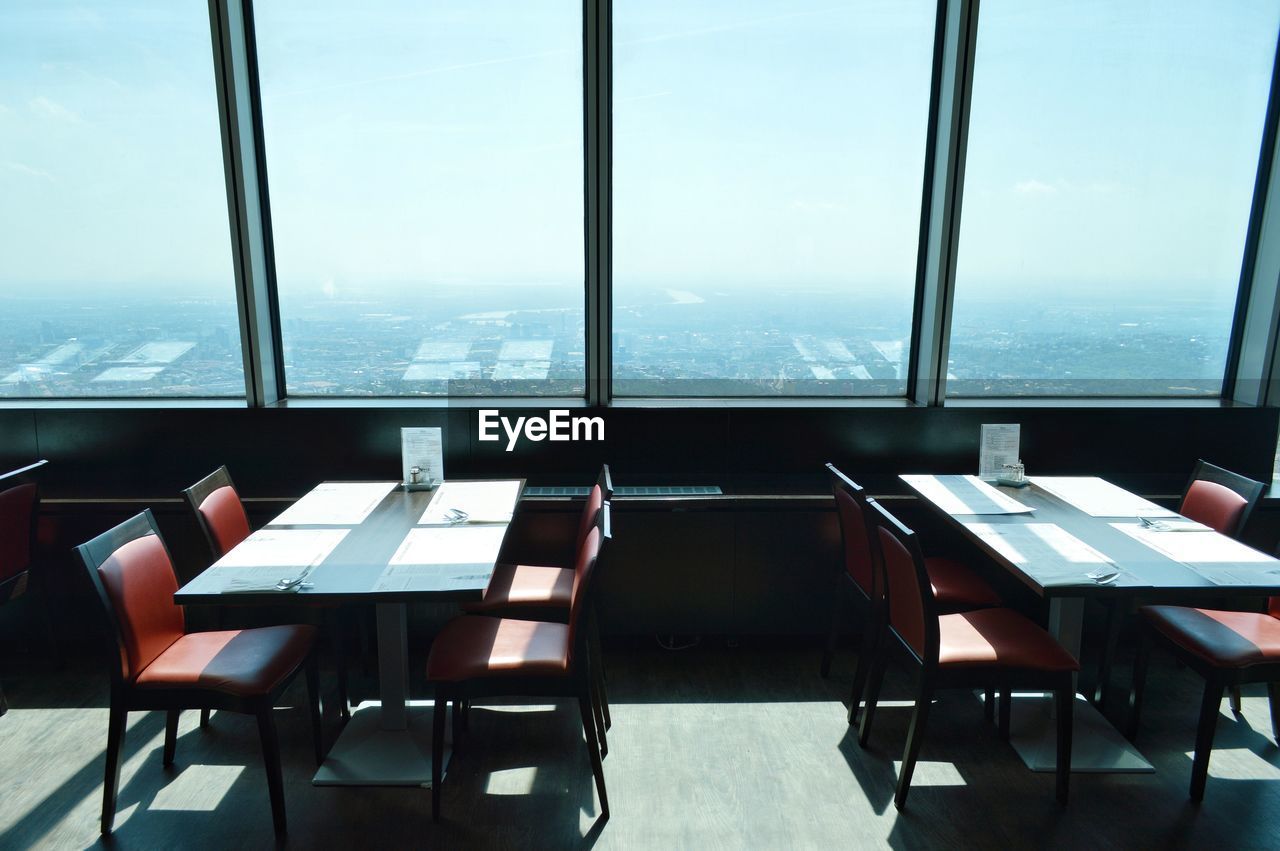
(2, 641, 1279, 850)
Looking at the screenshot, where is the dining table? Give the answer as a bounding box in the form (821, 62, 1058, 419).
(902, 473, 1280, 774)
(175, 477, 524, 787)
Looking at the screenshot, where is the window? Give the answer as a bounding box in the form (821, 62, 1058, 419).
(254, 1, 584, 397)
(611, 1, 936, 397)
(947, 1, 1280, 397)
(0, 2, 245, 398)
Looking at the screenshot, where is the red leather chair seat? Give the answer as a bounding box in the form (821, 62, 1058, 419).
(426, 616, 570, 682)
(1142, 605, 1280, 667)
(462, 563, 573, 614)
(938, 608, 1079, 671)
(925, 556, 1002, 612)
(135, 624, 317, 696)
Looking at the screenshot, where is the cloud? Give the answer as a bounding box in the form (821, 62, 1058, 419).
(29, 96, 81, 123)
(2, 161, 55, 181)
(1013, 179, 1057, 196)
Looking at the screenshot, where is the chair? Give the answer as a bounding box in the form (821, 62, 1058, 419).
(1128, 594, 1280, 801)
(426, 502, 611, 823)
(1179, 459, 1265, 539)
(76, 511, 323, 838)
(0, 460, 56, 716)
(858, 499, 1078, 809)
(464, 465, 612, 617)
(462, 465, 613, 744)
(182, 465, 252, 559)
(184, 466, 349, 721)
(820, 464, 1001, 726)
(1176, 460, 1265, 714)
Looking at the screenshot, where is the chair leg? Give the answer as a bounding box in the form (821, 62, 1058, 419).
(894, 680, 934, 810)
(101, 701, 127, 835)
(1228, 685, 1242, 715)
(306, 655, 324, 766)
(1127, 627, 1152, 742)
(848, 602, 878, 726)
(590, 620, 612, 731)
(432, 686, 447, 822)
(163, 709, 180, 768)
(590, 668, 609, 759)
(858, 650, 889, 749)
(1055, 679, 1073, 804)
(1268, 681, 1280, 743)
(460, 698, 470, 733)
(578, 690, 610, 819)
(983, 686, 995, 723)
(335, 607, 352, 721)
(998, 688, 1012, 741)
(256, 709, 287, 838)
(451, 698, 462, 751)
(200, 708, 212, 729)
(821, 575, 844, 679)
(1190, 681, 1225, 802)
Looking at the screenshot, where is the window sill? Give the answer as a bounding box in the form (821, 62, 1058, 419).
(943, 397, 1244, 409)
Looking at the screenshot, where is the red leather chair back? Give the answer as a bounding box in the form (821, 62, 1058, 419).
(834, 487, 874, 593)
(96, 534, 186, 681)
(0, 482, 36, 584)
(877, 525, 927, 657)
(1181, 479, 1249, 537)
(567, 505, 609, 656)
(573, 484, 604, 557)
(198, 485, 251, 558)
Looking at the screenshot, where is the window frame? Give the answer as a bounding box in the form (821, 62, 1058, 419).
(7, 0, 1280, 410)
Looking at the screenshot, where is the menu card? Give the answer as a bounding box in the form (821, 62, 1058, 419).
(979, 424, 1020, 482)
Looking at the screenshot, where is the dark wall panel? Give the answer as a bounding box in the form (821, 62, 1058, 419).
(596, 508, 735, 635)
(733, 509, 840, 634)
(3, 401, 1277, 642)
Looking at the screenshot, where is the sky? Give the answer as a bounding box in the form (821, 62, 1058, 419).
(0, 0, 1277, 309)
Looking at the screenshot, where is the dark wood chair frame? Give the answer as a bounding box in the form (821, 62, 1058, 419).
(1181, 458, 1266, 540)
(822, 464, 998, 728)
(857, 499, 1074, 809)
(819, 464, 882, 725)
(0, 459, 57, 717)
(1094, 460, 1269, 715)
(1128, 611, 1280, 801)
(76, 510, 323, 839)
(181, 465, 239, 562)
(461, 464, 615, 752)
(1088, 461, 1266, 715)
(183, 465, 351, 723)
(431, 503, 612, 824)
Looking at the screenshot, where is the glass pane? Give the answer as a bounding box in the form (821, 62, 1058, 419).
(255, 1, 584, 397)
(0, 2, 244, 398)
(948, 1, 1279, 397)
(612, 1, 936, 397)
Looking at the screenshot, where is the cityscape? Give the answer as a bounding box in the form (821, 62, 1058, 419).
(0, 284, 1233, 399)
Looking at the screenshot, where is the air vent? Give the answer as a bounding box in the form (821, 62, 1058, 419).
(524, 485, 723, 497)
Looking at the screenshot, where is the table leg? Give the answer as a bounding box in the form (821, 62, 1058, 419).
(313, 603, 449, 786)
(376, 603, 408, 731)
(1003, 596, 1152, 774)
